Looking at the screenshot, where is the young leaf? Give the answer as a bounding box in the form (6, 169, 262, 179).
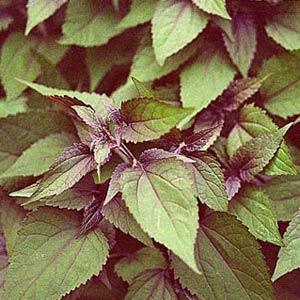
(102, 195, 153, 247)
(120, 158, 199, 274)
(1, 133, 76, 178)
(228, 186, 282, 246)
(124, 269, 177, 300)
(0, 33, 40, 100)
(180, 43, 236, 114)
(25, 0, 68, 35)
(3, 207, 109, 300)
(265, 2, 300, 51)
(120, 98, 193, 143)
(222, 14, 257, 77)
(264, 174, 300, 221)
(0, 189, 26, 256)
(190, 153, 228, 212)
(192, 0, 230, 19)
(152, 0, 208, 65)
(30, 143, 95, 201)
(259, 53, 300, 118)
(117, 0, 154, 30)
(0, 97, 27, 119)
(60, 0, 123, 47)
(172, 212, 273, 300)
(272, 209, 300, 281)
(115, 247, 166, 284)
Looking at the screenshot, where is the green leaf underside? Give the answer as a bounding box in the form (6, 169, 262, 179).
(0, 191, 26, 256)
(260, 53, 300, 118)
(227, 104, 296, 175)
(121, 98, 193, 143)
(192, 0, 230, 19)
(172, 212, 273, 300)
(102, 195, 153, 247)
(25, 0, 68, 35)
(60, 0, 123, 47)
(191, 154, 228, 211)
(180, 43, 236, 115)
(229, 186, 282, 246)
(115, 247, 166, 284)
(3, 207, 109, 300)
(0, 33, 40, 100)
(120, 158, 199, 274)
(152, 0, 208, 65)
(30, 144, 95, 201)
(264, 174, 300, 221)
(1, 133, 77, 178)
(124, 269, 177, 300)
(272, 209, 300, 281)
(265, 2, 300, 51)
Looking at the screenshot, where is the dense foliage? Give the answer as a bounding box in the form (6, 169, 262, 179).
(0, 0, 300, 299)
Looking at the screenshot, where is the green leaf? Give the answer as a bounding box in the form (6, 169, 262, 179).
(120, 158, 199, 274)
(265, 2, 300, 51)
(0, 110, 75, 176)
(190, 153, 228, 211)
(60, 0, 122, 47)
(3, 207, 109, 300)
(272, 209, 300, 281)
(25, 0, 67, 35)
(192, 0, 230, 19)
(117, 0, 154, 30)
(120, 98, 193, 143)
(264, 174, 300, 221)
(0, 98, 27, 119)
(129, 33, 201, 82)
(115, 247, 166, 283)
(222, 14, 257, 77)
(260, 53, 300, 118)
(1, 133, 76, 178)
(132, 77, 156, 98)
(17, 80, 109, 116)
(0, 190, 26, 256)
(102, 195, 153, 247)
(172, 212, 273, 300)
(152, 0, 208, 65)
(227, 104, 297, 175)
(125, 269, 177, 300)
(230, 126, 291, 181)
(0, 33, 40, 100)
(30, 144, 95, 201)
(0, 15, 12, 32)
(180, 43, 236, 114)
(229, 186, 282, 246)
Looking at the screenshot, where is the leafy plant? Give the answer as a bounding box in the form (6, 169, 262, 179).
(0, 0, 300, 299)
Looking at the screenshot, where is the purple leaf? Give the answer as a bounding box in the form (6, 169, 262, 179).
(225, 175, 241, 200)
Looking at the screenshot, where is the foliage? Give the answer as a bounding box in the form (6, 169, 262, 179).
(0, 0, 300, 299)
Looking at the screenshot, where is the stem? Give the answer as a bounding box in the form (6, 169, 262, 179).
(113, 148, 131, 164)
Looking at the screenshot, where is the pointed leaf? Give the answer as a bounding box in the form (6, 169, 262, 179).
(102, 195, 153, 247)
(120, 98, 193, 143)
(1, 133, 76, 178)
(60, 0, 123, 47)
(30, 144, 95, 201)
(264, 175, 300, 221)
(25, 0, 67, 35)
(272, 209, 300, 281)
(0, 33, 40, 100)
(120, 158, 199, 273)
(132, 77, 156, 98)
(229, 186, 282, 246)
(192, 0, 230, 19)
(152, 0, 208, 65)
(190, 153, 228, 211)
(115, 247, 166, 284)
(172, 212, 273, 300)
(265, 2, 300, 50)
(180, 43, 236, 114)
(3, 207, 109, 300)
(0, 98, 27, 119)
